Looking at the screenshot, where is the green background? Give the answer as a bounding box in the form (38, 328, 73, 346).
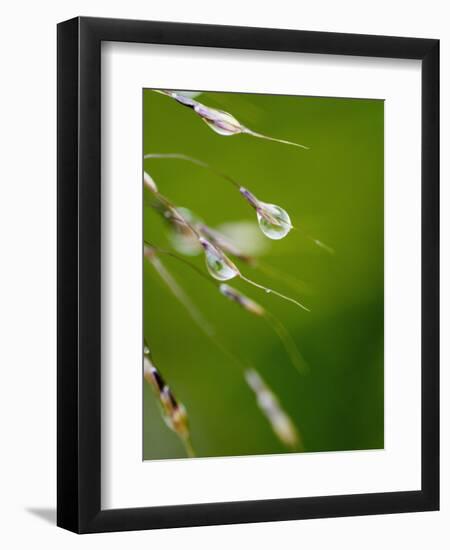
(143, 90, 384, 460)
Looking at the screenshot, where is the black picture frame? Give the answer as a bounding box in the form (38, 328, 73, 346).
(57, 16, 439, 533)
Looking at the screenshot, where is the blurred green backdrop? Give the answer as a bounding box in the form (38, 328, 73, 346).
(143, 90, 384, 460)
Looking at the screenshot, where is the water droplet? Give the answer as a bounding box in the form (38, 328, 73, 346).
(257, 203, 292, 240)
(194, 105, 242, 136)
(265, 289, 271, 294)
(200, 238, 239, 281)
(144, 346, 150, 355)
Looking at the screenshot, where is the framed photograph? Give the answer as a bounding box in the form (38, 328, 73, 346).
(57, 17, 439, 533)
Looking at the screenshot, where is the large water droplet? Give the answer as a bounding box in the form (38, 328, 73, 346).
(200, 238, 239, 281)
(194, 105, 242, 136)
(257, 203, 292, 240)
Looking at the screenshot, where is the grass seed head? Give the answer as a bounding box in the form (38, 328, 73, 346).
(219, 284, 265, 317)
(144, 355, 190, 442)
(198, 224, 252, 262)
(168, 207, 202, 256)
(144, 171, 158, 193)
(144, 244, 157, 261)
(245, 369, 301, 449)
(158, 90, 309, 149)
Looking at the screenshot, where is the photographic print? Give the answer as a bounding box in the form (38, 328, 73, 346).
(143, 89, 384, 460)
(57, 18, 439, 531)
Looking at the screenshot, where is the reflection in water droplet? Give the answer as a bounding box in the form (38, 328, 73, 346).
(200, 238, 239, 281)
(257, 203, 292, 240)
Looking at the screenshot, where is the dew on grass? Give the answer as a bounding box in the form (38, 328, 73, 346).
(199, 238, 239, 281)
